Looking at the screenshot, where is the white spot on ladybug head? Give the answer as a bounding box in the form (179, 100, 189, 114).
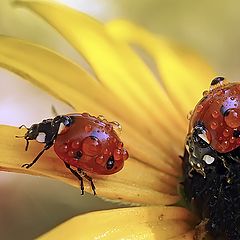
(36, 132, 46, 143)
(198, 132, 210, 144)
(202, 155, 215, 164)
(58, 123, 66, 134)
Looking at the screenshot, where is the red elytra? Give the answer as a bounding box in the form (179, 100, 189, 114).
(190, 81, 240, 153)
(54, 113, 128, 175)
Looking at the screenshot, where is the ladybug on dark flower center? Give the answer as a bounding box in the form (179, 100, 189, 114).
(17, 113, 129, 195)
(182, 77, 240, 239)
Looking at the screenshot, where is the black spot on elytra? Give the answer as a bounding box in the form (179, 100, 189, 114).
(74, 151, 82, 160)
(233, 130, 240, 138)
(106, 156, 115, 169)
(211, 77, 225, 86)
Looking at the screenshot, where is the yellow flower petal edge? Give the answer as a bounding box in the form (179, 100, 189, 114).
(0, 36, 180, 177)
(0, 36, 117, 116)
(106, 20, 217, 117)
(38, 206, 194, 240)
(14, 0, 186, 156)
(1, 125, 180, 204)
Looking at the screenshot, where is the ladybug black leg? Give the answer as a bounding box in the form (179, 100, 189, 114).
(64, 163, 84, 195)
(22, 143, 53, 169)
(78, 168, 96, 195)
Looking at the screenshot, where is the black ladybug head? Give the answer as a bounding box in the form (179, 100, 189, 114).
(17, 115, 74, 152)
(25, 124, 39, 140)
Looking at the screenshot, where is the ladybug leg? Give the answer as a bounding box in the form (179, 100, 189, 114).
(22, 143, 53, 169)
(78, 169, 96, 195)
(64, 163, 84, 195)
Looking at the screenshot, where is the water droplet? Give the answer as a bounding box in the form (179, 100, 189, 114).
(196, 105, 204, 113)
(212, 110, 219, 119)
(224, 109, 240, 128)
(219, 136, 223, 141)
(85, 124, 92, 133)
(118, 142, 123, 148)
(71, 140, 81, 149)
(82, 112, 90, 117)
(110, 121, 122, 133)
(97, 115, 105, 121)
(68, 150, 74, 157)
(82, 136, 102, 156)
(59, 144, 68, 153)
(122, 149, 129, 160)
(103, 148, 110, 155)
(223, 129, 230, 138)
(113, 149, 122, 161)
(210, 121, 218, 130)
(202, 90, 209, 97)
(95, 155, 105, 165)
(230, 137, 235, 144)
(222, 141, 229, 149)
(105, 123, 113, 132)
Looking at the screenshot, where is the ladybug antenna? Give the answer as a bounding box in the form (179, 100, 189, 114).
(18, 125, 29, 130)
(16, 125, 30, 151)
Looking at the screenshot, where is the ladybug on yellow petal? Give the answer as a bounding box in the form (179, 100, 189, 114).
(17, 113, 129, 195)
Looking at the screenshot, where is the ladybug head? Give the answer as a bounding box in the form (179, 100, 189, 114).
(16, 124, 40, 151)
(17, 115, 74, 152)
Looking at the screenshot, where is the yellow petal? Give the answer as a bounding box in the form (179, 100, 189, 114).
(0, 36, 113, 115)
(1, 125, 179, 204)
(15, 0, 186, 161)
(38, 206, 193, 240)
(106, 20, 216, 117)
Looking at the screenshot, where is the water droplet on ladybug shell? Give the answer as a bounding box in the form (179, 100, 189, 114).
(210, 121, 218, 130)
(85, 124, 92, 133)
(82, 136, 102, 156)
(113, 149, 122, 161)
(224, 109, 240, 128)
(202, 90, 209, 97)
(71, 140, 81, 149)
(212, 110, 219, 119)
(223, 129, 230, 138)
(122, 149, 129, 160)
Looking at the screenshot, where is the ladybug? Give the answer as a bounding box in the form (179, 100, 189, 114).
(17, 113, 129, 195)
(186, 77, 240, 177)
(182, 77, 240, 239)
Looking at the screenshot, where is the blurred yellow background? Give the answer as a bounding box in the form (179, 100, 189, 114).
(1, 0, 240, 78)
